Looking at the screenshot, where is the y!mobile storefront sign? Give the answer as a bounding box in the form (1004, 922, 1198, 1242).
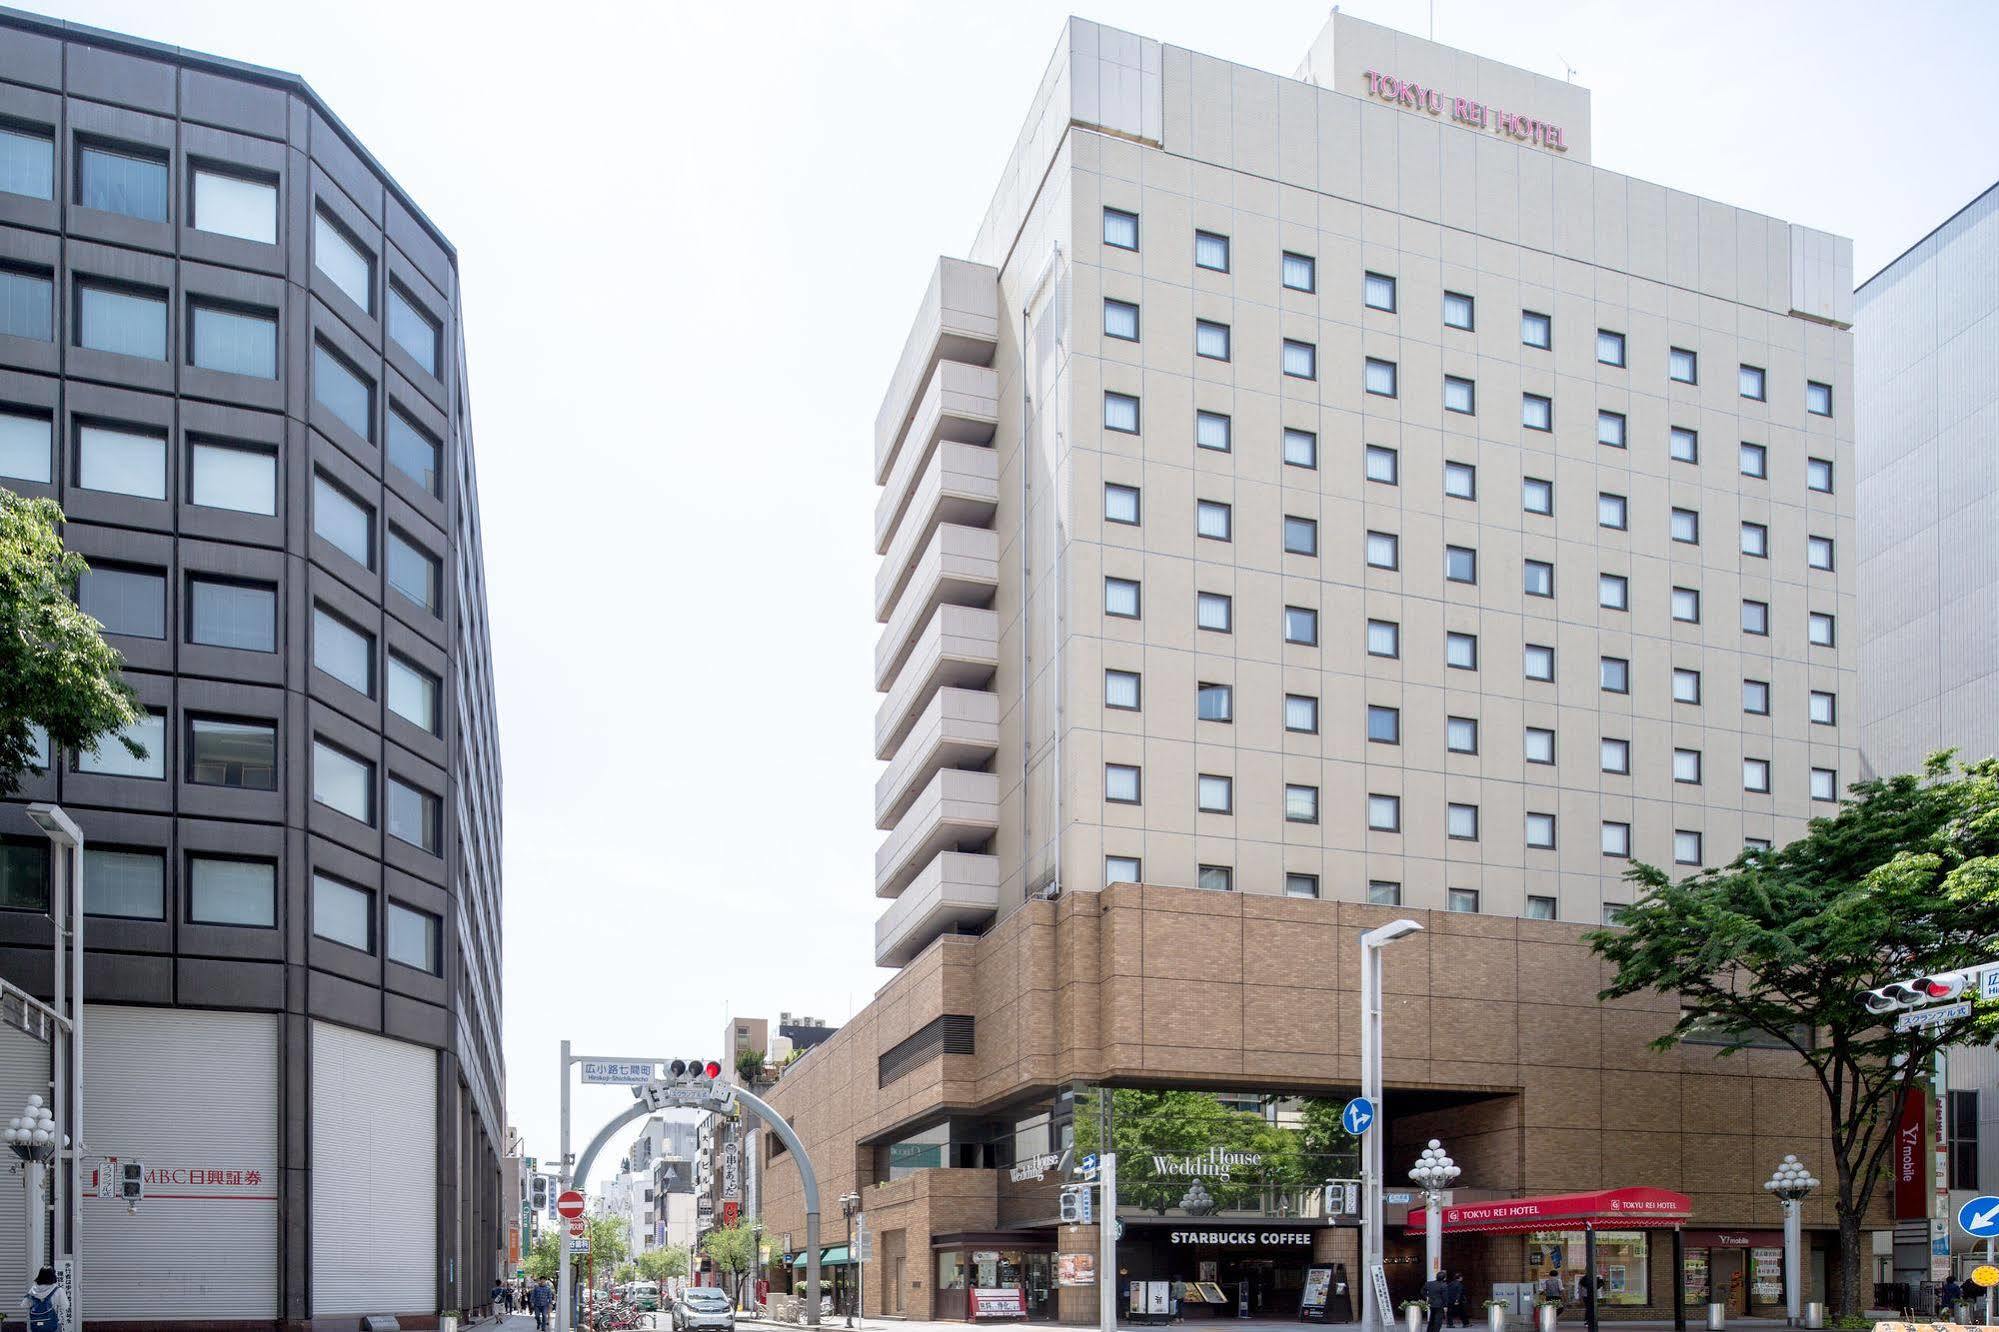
(1897, 1090, 1927, 1218)
(1361, 70, 1570, 152)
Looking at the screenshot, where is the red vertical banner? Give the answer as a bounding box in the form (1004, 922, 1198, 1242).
(1895, 1088, 1927, 1219)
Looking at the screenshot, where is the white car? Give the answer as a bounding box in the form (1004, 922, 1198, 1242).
(673, 1287, 736, 1332)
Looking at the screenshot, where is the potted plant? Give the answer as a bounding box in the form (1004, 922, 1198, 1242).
(1534, 1294, 1561, 1332)
(1401, 1298, 1430, 1332)
(1484, 1297, 1510, 1332)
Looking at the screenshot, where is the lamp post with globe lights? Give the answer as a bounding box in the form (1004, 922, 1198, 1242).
(1762, 1156, 1818, 1325)
(4, 1094, 66, 1279)
(1409, 1141, 1460, 1282)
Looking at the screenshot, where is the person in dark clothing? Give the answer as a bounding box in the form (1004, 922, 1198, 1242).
(527, 1278, 555, 1331)
(1447, 1272, 1469, 1327)
(19, 1267, 66, 1332)
(1422, 1271, 1452, 1332)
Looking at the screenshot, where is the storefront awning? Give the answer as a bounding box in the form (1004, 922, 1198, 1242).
(1402, 1187, 1692, 1235)
(791, 1246, 853, 1267)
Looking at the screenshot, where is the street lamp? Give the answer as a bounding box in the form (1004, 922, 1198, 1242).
(1360, 919, 1425, 1332)
(1762, 1156, 1818, 1325)
(839, 1192, 860, 1327)
(23, 803, 80, 1324)
(4, 1094, 65, 1278)
(1409, 1140, 1460, 1280)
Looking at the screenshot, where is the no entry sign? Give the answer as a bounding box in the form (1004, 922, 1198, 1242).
(556, 1189, 585, 1220)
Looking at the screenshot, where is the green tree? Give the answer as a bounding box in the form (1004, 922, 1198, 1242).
(614, 1261, 638, 1284)
(736, 1048, 767, 1085)
(0, 491, 144, 795)
(1589, 755, 1999, 1316)
(638, 1246, 690, 1283)
(526, 1232, 560, 1282)
(700, 1222, 762, 1304)
(586, 1214, 630, 1275)
(1072, 1088, 1335, 1214)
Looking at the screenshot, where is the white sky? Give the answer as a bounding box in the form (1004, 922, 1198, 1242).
(32, 0, 1999, 1178)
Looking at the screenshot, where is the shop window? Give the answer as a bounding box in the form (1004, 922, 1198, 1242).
(1526, 1231, 1649, 1306)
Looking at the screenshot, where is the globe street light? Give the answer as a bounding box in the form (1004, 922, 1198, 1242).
(1762, 1156, 1818, 1325)
(838, 1191, 860, 1327)
(4, 1094, 67, 1279)
(1409, 1141, 1460, 1282)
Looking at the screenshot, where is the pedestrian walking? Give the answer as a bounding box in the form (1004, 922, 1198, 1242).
(1538, 1272, 1564, 1308)
(19, 1267, 66, 1332)
(528, 1277, 555, 1332)
(1943, 1276, 1963, 1317)
(1447, 1272, 1469, 1327)
(1423, 1270, 1452, 1332)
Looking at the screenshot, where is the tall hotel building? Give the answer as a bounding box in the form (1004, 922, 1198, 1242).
(767, 12, 1866, 1326)
(0, 8, 504, 1325)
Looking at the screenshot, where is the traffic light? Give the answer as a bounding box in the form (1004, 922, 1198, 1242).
(118, 1160, 144, 1201)
(531, 1175, 549, 1209)
(666, 1059, 724, 1082)
(1058, 1183, 1092, 1224)
(1860, 972, 1967, 1014)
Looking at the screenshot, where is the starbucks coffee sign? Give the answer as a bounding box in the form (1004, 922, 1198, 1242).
(1150, 1148, 1262, 1178)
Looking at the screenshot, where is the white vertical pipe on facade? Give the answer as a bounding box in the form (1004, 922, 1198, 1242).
(557, 1040, 572, 1332)
(1360, 940, 1381, 1332)
(1098, 1151, 1117, 1332)
(1784, 1198, 1801, 1324)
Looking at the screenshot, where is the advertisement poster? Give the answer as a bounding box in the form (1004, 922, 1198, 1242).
(972, 1288, 1028, 1319)
(1682, 1253, 1710, 1304)
(1751, 1249, 1784, 1302)
(1056, 1253, 1095, 1288)
(1301, 1267, 1334, 1321)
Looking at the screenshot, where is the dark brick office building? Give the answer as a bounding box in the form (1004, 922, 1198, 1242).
(0, 7, 504, 1324)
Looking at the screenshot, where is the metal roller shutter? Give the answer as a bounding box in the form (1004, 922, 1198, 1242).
(79, 1005, 279, 1319)
(311, 1020, 437, 1315)
(0, 1024, 50, 1287)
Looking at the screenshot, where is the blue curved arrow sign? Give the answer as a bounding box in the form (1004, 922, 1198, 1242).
(1959, 1196, 1999, 1238)
(1342, 1097, 1376, 1136)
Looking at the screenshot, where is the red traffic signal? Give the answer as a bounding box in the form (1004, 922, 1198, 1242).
(704, 1060, 723, 1079)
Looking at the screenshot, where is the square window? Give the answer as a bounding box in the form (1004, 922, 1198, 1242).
(313, 472, 373, 568)
(1197, 865, 1234, 893)
(1522, 477, 1553, 515)
(312, 872, 373, 952)
(1743, 757, 1771, 793)
(1104, 669, 1141, 710)
(1807, 381, 1833, 416)
(1104, 391, 1140, 433)
(189, 438, 275, 516)
(1742, 599, 1770, 635)
(0, 266, 51, 342)
(1601, 738, 1630, 774)
(1671, 587, 1700, 623)
(386, 286, 440, 376)
(1365, 272, 1397, 312)
(1741, 522, 1768, 557)
(78, 564, 164, 638)
(1282, 252, 1316, 292)
(1195, 319, 1231, 360)
(1280, 515, 1318, 556)
(387, 777, 442, 854)
(1448, 888, 1481, 914)
(311, 739, 374, 824)
(1674, 749, 1702, 784)
(1284, 605, 1318, 645)
(1196, 499, 1232, 541)
(1285, 340, 1319, 379)
(1739, 364, 1766, 400)
(1104, 482, 1140, 525)
(1598, 493, 1627, 529)
(1444, 461, 1477, 499)
(1366, 619, 1400, 658)
(1670, 427, 1699, 463)
(1521, 309, 1551, 348)
(1522, 394, 1552, 431)
(1602, 657, 1630, 693)
(1808, 457, 1834, 492)
(1440, 290, 1476, 330)
(1671, 508, 1699, 544)
(0, 409, 51, 484)
(1445, 545, 1477, 584)
(1673, 668, 1701, 703)
(313, 605, 374, 697)
(189, 856, 275, 927)
(1103, 298, 1139, 340)
(1810, 690, 1837, 725)
(1283, 427, 1318, 467)
(1596, 329, 1626, 366)
(1196, 410, 1232, 451)
(1598, 410, 1627, 449)
(1102, 207, 1139, 250)
(1368, 880, 1402, 905)
(1367, 705, 1401, 744)
(1197, 773, 1234, 813)
(1285, 784, 1319, 823)
(1366, 531, 1399, 569)
(1446, 716, 1478, 753)
(0, 128, 54, 202)
(387, 656, 439, 735)
(1104, 577, 1140, 618)
(313, 341, 374, 441)
(190, 302, 277, 379)
(1526, 895, 1558, 921)
(387, 901, 442, 973)
(1368, 794, 1401, 832)
(78, 144, 168, 221)
(77, 422, 165, 499)
(1194, 230, 1230, 271)
(1197, 682, 1233, 723)
(77, 282, 167, 360)
(1744, 679, 1770, 715)
(1524, 560, 1553, 597)
(313, 210, 373, 312)
(1446, 631, 1478, 670)
(387, 530, 440, 615)
(1199, 592, 1234, 632)
(1745, 838, 1772, 853)
(1675, 831, 1703, 865)
(1812, 767, 1838, 801)
(1365, 445, 1399, 484)
(1808, 536, 1835, 570)
(1809, 612, 1836, 646)
(1447, 803, 1479, 840)
(1525, 643, 1555, 681)
(1524, 727, 1555, 764)
(1363, 357, 1395, 396)
(1526, 813, 1557, 849)
(188, 717, 277, 789)
(1284, 872, 1320, 899)
(76, 710, 165, 779)
(1104, 764, 1141, 803)
(1602, 822, 1631, 858)
(1739, 441, 1767, 478)
(1444, 376, 1476, 414)
(188, 576, 276, 652)
(1669, 347, 1698, 383)
(1105, 855, 1142, 886)
(1284, 694, 1319, 733)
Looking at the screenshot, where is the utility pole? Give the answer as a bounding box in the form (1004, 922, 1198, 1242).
(1098, 1152, 1117, 1332)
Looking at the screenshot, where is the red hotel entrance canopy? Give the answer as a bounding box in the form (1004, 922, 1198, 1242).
(1401, 1186, 1693, 1235)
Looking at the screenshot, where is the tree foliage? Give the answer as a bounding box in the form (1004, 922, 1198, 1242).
(1072, 1088, 1356, 1214)
(1588, 755, 1999, 1314)
(586, 1214, 630, 1275)
(526, 1232, 560, 1282)
(0, 491, 144, 795)
(736, 1048, 767, 1085)
(700, 1222, 761, 1302)
(638, 1246, 690, 1283)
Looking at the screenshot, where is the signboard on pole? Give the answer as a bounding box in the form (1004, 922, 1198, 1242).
(579, 1060, 657, 1085)
(1370, 1263, 1395, 1324)
(1899, 1002, 1973, 1033)
(557, 1189, 586, 1220)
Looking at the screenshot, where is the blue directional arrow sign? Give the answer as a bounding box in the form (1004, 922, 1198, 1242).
(1958, 1196, 1999, 1238)
(1342, 1096, 1377, 1136)
(1077, 1152, 1100, 1180)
